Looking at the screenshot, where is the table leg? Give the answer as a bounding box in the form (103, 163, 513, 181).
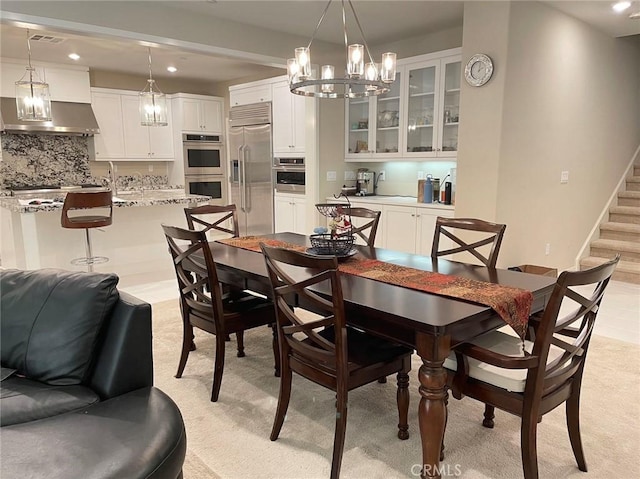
(416, 333, 450, 479)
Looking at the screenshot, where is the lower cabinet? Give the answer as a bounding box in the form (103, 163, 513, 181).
(274, 193, 307, 235)
(383, 205, 453, 255)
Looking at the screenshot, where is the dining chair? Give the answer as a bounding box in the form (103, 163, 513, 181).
(431, 217, 506, 268)
(260, 244, 412, 479)
(162, 224, 278, 402)
(338, 207, 381, 247)
(443, 255, 619, 479)
(184, 204, 239, 240)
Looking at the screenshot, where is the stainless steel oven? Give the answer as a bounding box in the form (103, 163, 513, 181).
(185, 175, 227, 205)
(183, 133, 225, 175)
(273, 157, 305, 193)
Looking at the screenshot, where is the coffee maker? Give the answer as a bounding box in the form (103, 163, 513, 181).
(356, 168, 376, 196)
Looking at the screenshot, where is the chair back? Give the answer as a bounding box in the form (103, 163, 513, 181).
(431, 217, 506, 268)
(339, 207, 381, 247)
(184, 204, 239, 239)
(525, 255, 619, 401)
(260, 244, 348, 373)
(61, 190, 113, 229)
(162, 224, 224, 328)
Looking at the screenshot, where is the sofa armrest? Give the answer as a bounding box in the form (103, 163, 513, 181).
(89, 291, 153, 399)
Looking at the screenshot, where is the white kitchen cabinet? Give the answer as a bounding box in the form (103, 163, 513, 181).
(91, 92, 125, 159)
(272, 79, 306, 156)
(174, 94, 223, 133)
(0, 61, 91, 103)
(229, 82, 272, 107)
(274, 193, 307, 235)
(383, 205, 453, 255)
(121, 95, 174, 160)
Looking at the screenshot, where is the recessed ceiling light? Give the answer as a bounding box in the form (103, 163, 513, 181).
(68, 53, 80, 61)
(612, 1, 631, 13)
(167, 66, 177, 73)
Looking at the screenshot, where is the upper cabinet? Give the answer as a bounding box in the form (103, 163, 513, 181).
(173, 94, 223, 134)
(91, 88, 174, 161)
(272, 78, 305, 156)
(344, 48, 461, 162)
(229, 80, 272, 107)
(0, 60, 91, 103)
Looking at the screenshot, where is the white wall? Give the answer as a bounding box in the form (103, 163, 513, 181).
(457, 1, 640, 270)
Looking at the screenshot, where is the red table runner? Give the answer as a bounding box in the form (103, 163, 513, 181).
(218, 236, 533, 338)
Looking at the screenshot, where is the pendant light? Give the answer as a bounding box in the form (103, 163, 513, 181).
(15, 29, 52, 121)
(288, 0, 397, 99)
(139, 47, 168, 126)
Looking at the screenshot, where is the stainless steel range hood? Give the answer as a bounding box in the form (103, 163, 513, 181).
(0, 97, 100, 136)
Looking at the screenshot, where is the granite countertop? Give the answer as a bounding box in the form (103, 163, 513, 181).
(326, 195, 455, 210)
(0, 188, 211, 213)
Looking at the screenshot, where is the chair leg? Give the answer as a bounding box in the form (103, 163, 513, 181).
(271, 324, 280, 377)
(270, 361, 292, 441)
(210, 335, 226, 402)
(396, 371, 410, 440)
(236, 330, 245, 357)
(566, 389, 588, 472)
(85, 229, 94, 273)
(175, 322, 194, 378)
(521, 413, 539, 479)
(483, 404, 495, 428)
(330, 392, 348, 479)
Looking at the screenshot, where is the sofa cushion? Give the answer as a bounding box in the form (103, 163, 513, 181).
(0, 376, 100, 426)
(0, 269, 119, 385)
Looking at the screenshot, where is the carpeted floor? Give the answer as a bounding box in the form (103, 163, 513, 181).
(152, 299, 640, 479)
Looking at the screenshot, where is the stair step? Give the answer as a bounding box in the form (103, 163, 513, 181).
(600, 222, 640, 242)
(591, 238, 640, 262)
(627, 176, 640, 192)
(609, 206, 640, 224)
(580, 256, 640, 284)
(618, 191, 640, 207)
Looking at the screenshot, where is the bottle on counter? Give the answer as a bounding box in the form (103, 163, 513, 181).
(423, 176, 433, 204)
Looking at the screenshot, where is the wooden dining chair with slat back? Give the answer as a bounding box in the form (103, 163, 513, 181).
(261, 244, 412, 479)
(162, 224, 278, 402)
(443, 255, 619, 479)
(184, 204, 240, 240)
(431, 217, 506, 268)
(338, 207, 381, 247)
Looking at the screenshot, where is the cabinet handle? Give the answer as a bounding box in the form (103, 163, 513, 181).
(411, 214, 415, 217)
(416, 214, 421, 217)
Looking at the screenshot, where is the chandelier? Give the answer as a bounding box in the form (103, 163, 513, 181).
(15, 29, 52, 121)
(139, 47, 168, 126)
(288, 0, 397, 99)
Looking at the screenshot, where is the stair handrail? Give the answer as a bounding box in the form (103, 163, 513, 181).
(574, 143, 640, 270)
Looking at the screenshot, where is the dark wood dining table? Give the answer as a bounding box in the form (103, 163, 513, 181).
(208, 232, 557, 479)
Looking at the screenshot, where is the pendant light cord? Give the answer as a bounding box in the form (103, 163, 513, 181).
(148, 47, 154, 83)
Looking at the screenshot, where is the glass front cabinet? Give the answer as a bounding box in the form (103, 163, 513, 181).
(344, 48, 461, 162)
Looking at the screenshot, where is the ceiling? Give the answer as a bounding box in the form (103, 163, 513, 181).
(1, 1, 639, 84)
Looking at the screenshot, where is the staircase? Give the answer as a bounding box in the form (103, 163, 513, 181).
(580, 163, 640, 284)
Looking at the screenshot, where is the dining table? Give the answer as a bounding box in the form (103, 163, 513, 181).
(207, 232, 557, 479)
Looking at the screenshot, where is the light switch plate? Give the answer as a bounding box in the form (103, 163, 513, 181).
(327, 171, 337, 181)
(378, 170, 386, 181)
(344, 170, 356, 181)
(560, 171, 569, 184)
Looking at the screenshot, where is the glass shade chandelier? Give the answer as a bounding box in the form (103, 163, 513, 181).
(288, 0, 397, 99)
(139, 47, 168, 126)
(15, 29, 52, 121)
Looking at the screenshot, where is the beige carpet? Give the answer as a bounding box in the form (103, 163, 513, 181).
(152, 299, 640, 479)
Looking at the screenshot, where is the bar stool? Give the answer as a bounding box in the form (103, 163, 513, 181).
(61, 190, 113, 272)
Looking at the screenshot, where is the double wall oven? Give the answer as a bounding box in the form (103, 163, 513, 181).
(183, 133, 226, 204)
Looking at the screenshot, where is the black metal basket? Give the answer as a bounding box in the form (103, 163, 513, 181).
(309, 234, 354, 255)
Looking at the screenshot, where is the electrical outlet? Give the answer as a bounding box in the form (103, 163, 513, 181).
(344, 170, 356, 181)
(327, 171, 337, 181)
(418, 171, 425, 180)
(560, 171, 569, 184)
(545, 243, 551, 255)
(148, 164, 153, 172)
(378, 170, 386, 181)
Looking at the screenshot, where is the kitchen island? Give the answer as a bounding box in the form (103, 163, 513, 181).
(0, 188, 211, 287)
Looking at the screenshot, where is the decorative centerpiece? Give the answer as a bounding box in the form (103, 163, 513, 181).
(310, 195, 356, 257)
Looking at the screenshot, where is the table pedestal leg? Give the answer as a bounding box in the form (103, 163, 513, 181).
(416, 333, 450, 479)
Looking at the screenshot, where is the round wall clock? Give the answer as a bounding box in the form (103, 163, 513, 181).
(464, 54, 494, 87)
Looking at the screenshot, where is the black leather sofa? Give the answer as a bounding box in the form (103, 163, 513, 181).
(0, 268, 186, 479)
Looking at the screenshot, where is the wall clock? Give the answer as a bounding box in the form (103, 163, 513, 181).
(464, 54, 494, 87)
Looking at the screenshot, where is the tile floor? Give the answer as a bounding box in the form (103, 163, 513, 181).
(122, 279, 640, 345)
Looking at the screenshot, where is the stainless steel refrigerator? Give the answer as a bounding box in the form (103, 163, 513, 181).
(228, 102, 274, 236)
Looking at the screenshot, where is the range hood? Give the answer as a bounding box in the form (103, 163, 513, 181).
(0, 97, 100, 136)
